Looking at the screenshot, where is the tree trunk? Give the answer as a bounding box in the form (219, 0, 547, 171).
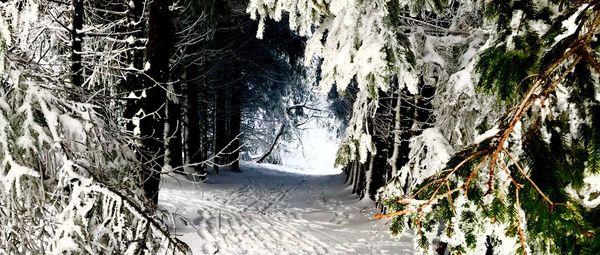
(349, 161, 357, 185)
(344, 163, 351, 183)
(256, 124, 285, 163)
(198, 78, 209, 173)
(183, 66, 206, 175)
(364, 155, 375, 199)
(213, 87, 227, 173)
(369, 151, 387, 200)
(123, 0, 145, 133)
(358, 162, 367, 198)
(140, 0, 172, 204)
(388, 91, 402, 180)
(352, 161, 363, 194)
(166, 89, 183, 171)
(181, 70, 190, 169)
(70, 0, 83, 87)
(229, 80, 242, 171)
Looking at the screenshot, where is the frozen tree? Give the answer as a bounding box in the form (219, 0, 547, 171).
(0, 0, 189, 253)
(377, 1, 600, 254)
(247, 0, 426, 200)
(0, 60, 189, 254)
(248, 0, 600, 253)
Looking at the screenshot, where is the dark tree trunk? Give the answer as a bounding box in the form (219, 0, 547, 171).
(213, 87, 227, 174)
(368, 148, 388, 200)
(70, 0, 83, 87)
(167, 90, 183, 171)
(388, 84, 402, 182)
(198, 78, 209, 173)
(352, 162, 359, 193)
(140, 0, 172, 204)
(349, 161, 357, 185)
(358, 160, 367, 198)
(371, 91, 395, 200)
(123, 0, 145, 133)
(256, 124, 285, 163)
(183, 66, 207, 175)
(344, 163, 351, 183)
(228, 80, 242, 172)
(352, 161, 363, 195)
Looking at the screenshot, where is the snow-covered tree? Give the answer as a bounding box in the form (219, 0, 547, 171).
(247, 0, 427, 200)
(377, 1, 600, 254)
(247, 0, 600, 253)
(0, 1, 189, 253)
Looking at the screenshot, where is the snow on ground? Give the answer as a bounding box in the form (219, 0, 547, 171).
(158, 162, 413, 255)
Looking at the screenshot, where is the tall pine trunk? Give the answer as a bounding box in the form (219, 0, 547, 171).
(198, 76, 209, 173)
(229, 80, 242, 171)
(183, 65, 207, 176)
(123, 0, 145, 133)
(213, 86, 227, 173)
(70, 0, 83, 87)
(140, 0, 172, 204)
(166, 68, 183, 172)
(388, 90, 402, 180)
(166, 92, 183, 171)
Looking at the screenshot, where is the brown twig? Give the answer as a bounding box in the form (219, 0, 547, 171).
(581, 48, 600, 73)
(445, 182, 456, 214)
(502, 148, 554, 206)
(411, 151, 485, 199)
(464, 156, 489, 196)
(514, 186, 528, 255)
(498, 159, 520, 187)
(374, 209, 416, 219)
(376, 186, 462, 219)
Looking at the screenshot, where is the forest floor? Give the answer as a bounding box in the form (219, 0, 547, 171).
(158, 162, 412, 255)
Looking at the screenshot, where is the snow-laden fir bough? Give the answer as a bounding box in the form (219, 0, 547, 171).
(247, 0, 600, 254)
(0, 0, 190, 253)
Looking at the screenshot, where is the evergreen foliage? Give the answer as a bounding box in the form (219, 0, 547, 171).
(382, 1, 600, 254)
(0, 0, 191, 253)
(3, 0, 600, 253)
(0, 46, 189, 255)
(250, 0, 600, 253)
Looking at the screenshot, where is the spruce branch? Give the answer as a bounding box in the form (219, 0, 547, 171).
(375, 151, 486, 219)
(486, 10, 600, 194)
(376, 7, 600, 252)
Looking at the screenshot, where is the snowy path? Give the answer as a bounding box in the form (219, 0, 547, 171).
(158, 163, 412, 255)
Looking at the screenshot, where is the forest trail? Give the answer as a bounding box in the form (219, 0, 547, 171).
(158, 163, 412, 255)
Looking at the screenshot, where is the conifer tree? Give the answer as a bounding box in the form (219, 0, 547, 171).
(247, 0, 600, 253)
(377, 1, 600, 254)
(0, 0, 190, 253)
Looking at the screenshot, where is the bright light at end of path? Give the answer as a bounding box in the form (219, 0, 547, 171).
(243, 162, 343, 176)
(276, 123, 343, 175)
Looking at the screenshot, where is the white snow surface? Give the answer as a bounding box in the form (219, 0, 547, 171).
(159, 162, 412, 255)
